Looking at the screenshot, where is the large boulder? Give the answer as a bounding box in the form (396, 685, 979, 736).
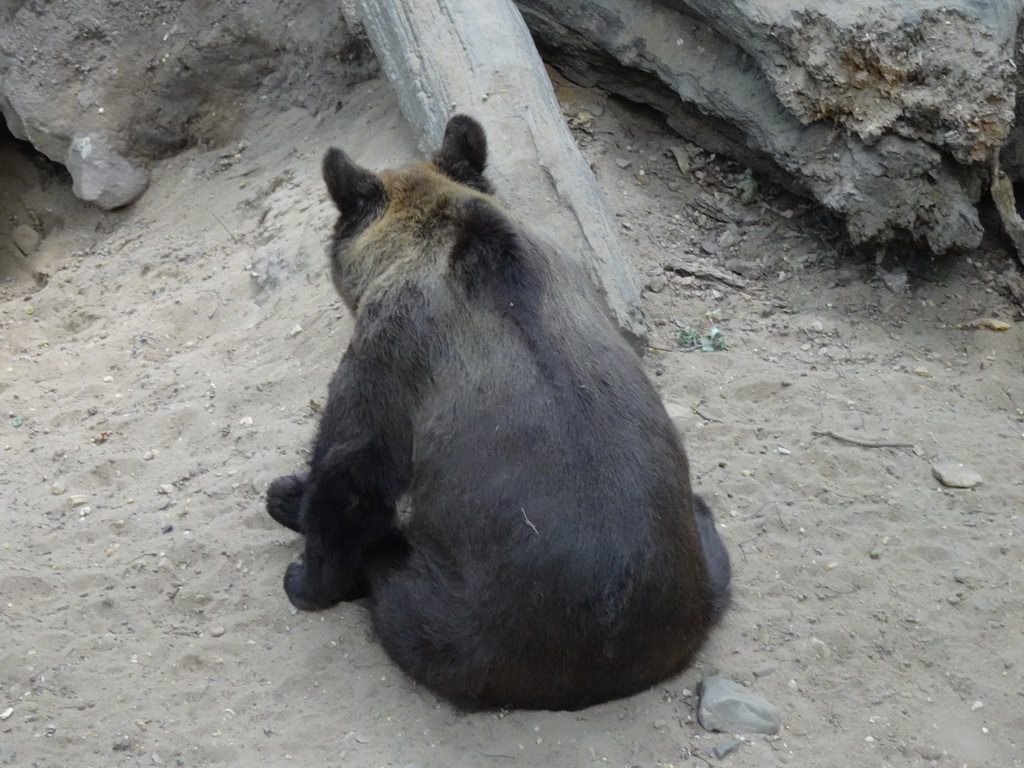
(0, 0, 375, 202)
(516, 0, 1023, 254)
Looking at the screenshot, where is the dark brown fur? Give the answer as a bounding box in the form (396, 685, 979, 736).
(265, 115, 731, 710)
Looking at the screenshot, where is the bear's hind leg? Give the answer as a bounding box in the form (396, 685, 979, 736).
(266, 472, 307, 533)
(284, 442, 399, 610)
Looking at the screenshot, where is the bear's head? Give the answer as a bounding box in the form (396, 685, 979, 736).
(322, 115, 520, 313)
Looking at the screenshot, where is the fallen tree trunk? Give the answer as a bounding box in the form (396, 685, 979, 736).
(354, 0, 648, 349)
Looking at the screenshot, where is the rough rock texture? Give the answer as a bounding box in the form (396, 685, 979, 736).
(1000, 21, 1024, 182)
(675, 0, 1019, 164)
(355, 0, 647, 348)
(516, 0, 1023, 254)
(0, 0, 375, 196)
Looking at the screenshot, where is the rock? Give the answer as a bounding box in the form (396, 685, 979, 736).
(248, 245, 294, 304)
(354, 0, 647, 350)
(698, 675, 781, 735)
(809, 637, 831, 660)
(516, 0, 1022, 254)
(932, 462, 983, 489)
(65, 135, 150, 210)
(645, 275, 668, 293)
(0, 1, 373, 198)
(724, 259, 760, 278)
(12, 224, 40, 255)
(711, 739, 742, 758)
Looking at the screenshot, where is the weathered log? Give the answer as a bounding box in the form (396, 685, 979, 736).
(354, 0, 648, 349)
(517, 0, 1023, 256)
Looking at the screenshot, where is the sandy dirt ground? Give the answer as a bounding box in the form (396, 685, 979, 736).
(2, 69, 1023, 768)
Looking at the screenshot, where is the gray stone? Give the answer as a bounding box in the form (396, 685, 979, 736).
(698, 675, 781, 735)
(711, 739, 742, 758)
(645, 275, 668, 294)
(12, 224, 40, 255)
(66, 135, 149, 210)
(0, 1, 373, 195)
(932, 462, 983, 489)
(355, 0, 647, 350)
(516, 0, 1022, 254)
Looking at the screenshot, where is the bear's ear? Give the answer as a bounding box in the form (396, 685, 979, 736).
(433, 115, 493, 194)
(322, 148, 387, 219)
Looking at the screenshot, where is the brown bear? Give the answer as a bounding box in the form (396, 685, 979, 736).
(265, 115, 731, 710)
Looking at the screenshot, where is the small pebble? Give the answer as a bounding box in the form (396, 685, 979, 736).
(645, 276, 667, 294)
(653, 719, 667, 729)
(932, 462, 982, 489)
(711, 739, 741, 758)
(971, 700, 984, 711)
(210, 626, 226, 638)
(810, 637, 831, 659)
(289, 325, 303, 337)
(615, 158, 632, 169)
(68, 494, 89, 507)
(911, 366, 931, 377)
(698, 675, 781, 735)
(0, 707, 13, 720)
(158, 484, 174, 495)
(103, 375, 114, 383)
(51, 480, 67, 495)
